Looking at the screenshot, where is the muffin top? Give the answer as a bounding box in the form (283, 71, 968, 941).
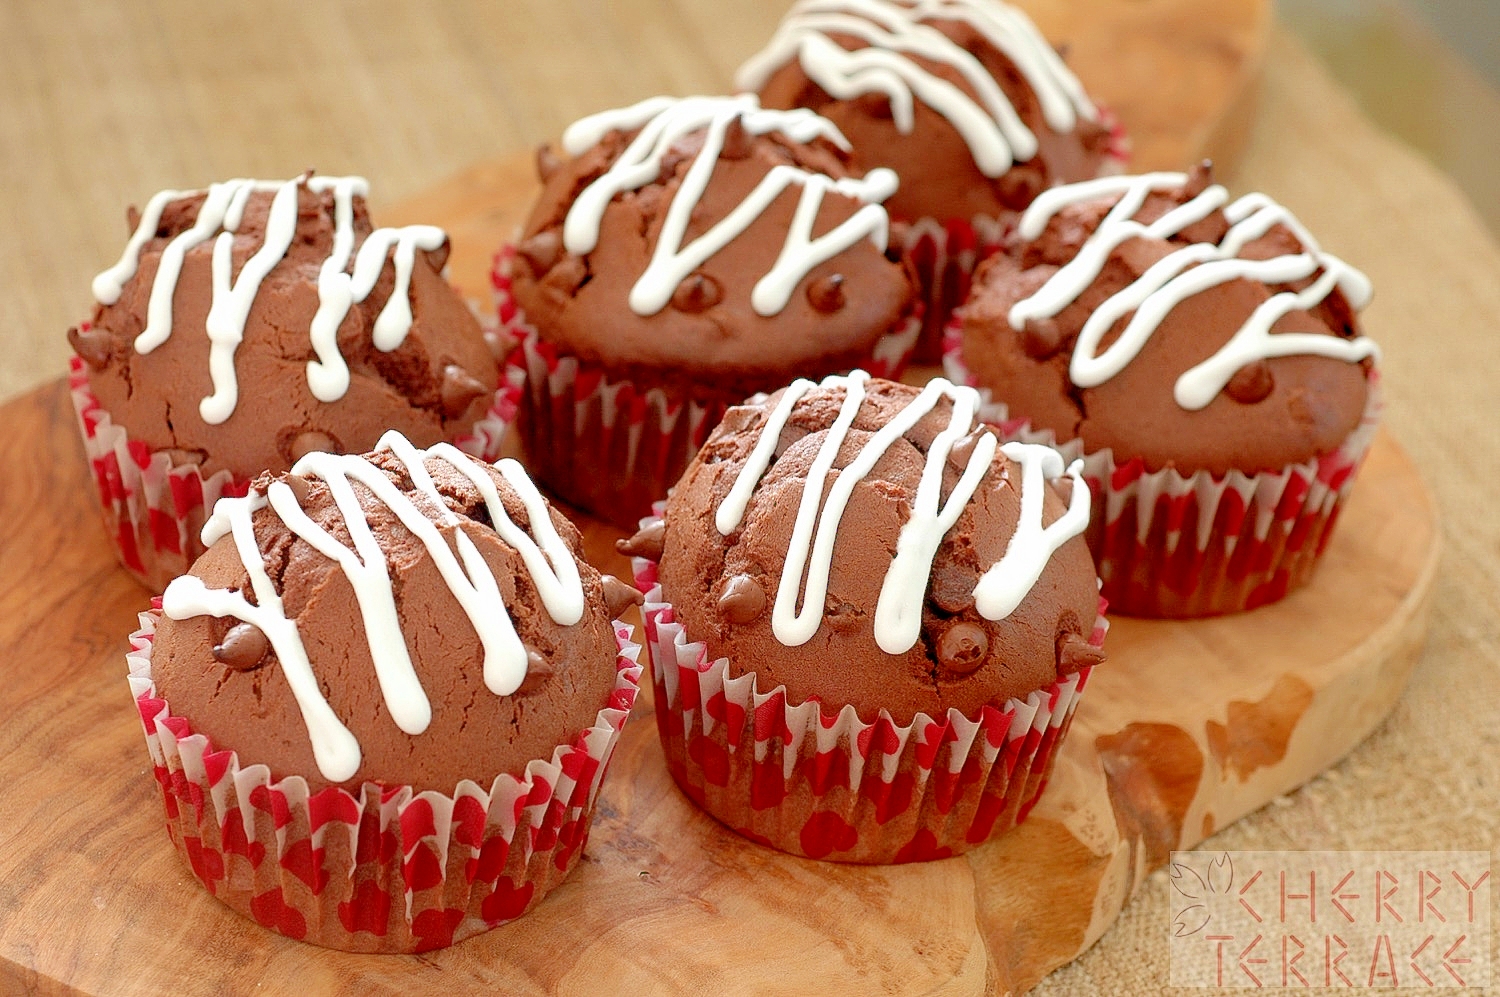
(73, 174, 499, 480)
(632, 371, 1101, 724)
(738, 0, 1112, 222)
(151, 433, 624, 793)
(958, 166, 1379, 475)
(510, 94, 917, 400)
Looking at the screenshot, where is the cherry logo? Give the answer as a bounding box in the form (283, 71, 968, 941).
(1170, 852, 1233, 937)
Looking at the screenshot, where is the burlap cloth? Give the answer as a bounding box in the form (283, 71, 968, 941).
(1030, 27, 1500, 997)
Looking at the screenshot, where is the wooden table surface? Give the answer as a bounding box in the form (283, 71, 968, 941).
(2, 3, 1498, 996)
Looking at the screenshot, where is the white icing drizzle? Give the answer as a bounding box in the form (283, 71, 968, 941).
(160, 433, 585, 783)
(734, 0, 1098, 177)
(715, 371, 1087, 654)
(560, 94, 898, 317)
(92, 175, 450, 422)
(975, 442, 1089, 619)
(1008, 173, 1378, 410)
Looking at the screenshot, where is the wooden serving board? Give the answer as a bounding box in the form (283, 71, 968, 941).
(8, 5, 1439, 993)
(0, 380, 1439, 997)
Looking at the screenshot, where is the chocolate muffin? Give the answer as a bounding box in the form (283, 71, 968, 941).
(627, 371, 1105, 863)
(953, 165, 1381, 616)
(497, 93, 921, 528)
(738, 0, 1120, 357)
(128, 433, 642, 951)
(71, 174, 505, 591)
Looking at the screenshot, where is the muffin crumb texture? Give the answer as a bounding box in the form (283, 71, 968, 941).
(151, 437, 618, 793)
(655, 374, 1100, 723)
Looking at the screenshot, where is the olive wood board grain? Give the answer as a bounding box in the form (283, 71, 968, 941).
(0, 378, 1438, 997)
(9, 3, 1412, 992)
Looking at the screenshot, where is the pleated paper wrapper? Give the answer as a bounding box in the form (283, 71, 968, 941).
(127, 606, 642, 953)
(632, 557, 1108, 864)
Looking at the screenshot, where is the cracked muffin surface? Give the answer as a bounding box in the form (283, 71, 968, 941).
(638, 374, 1101, 724)
(150, 442, 619, 793)
(73, 175, 499, 483)
(957, 167, 1375, 476)
(508, 96, 918, 402)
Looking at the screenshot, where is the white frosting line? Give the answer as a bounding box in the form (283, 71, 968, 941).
(161, 434, 585, 783)
(715, 377, 818, 535)
(771, 370, 871, 647)
(130, 180, 279, 357)
(973, 443, 1089, 619)
(874, 386, 997, 653)
(306, 176, 370, 402)
(735, 0, 1098, 177)
(1008, 173, 1378, 410)
(200, 178, 301, 424)
(716, 371, 1087, 654)
(164, 490, 363, 783)
(559, 94, 895, 317)
(92, 175, 451, 420)
(356, 226, 448, 349)
(93, 187, 192, 305)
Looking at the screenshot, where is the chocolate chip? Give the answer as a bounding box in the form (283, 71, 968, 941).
(281, 474, 312, 507)
(515, 230, 562, 276)
(719, 119, 754, 160)
(615, 519, 666, 561)
(67, 325, 112, 370)
(536, 144, 564, 184)
(946, 428, 991, 472)
(938, 621, 989, 674)
(1184, 160, 1215, 198)
(672, 273, 722, 313)
(1224, 360, 1274, 404)
(1021, 318, 1065, 360)
(1056, 632, 1106, 674)
(516, 648, 555, 695)
(998, 166, 1044, 210)
(214, 623, 270, 671)
(441, 364, 489, 419)
(424, 238, 452, 274)
(541, 255, 588, 298)
(929, 562, 976, 614)
(806, 274, 846, 313)
(285, 429, 339, 463)
(162, 448, 209, 467)
(717, 574, 766, 625)
(602, 574, 644, 620)
(857, 92, 894, 120)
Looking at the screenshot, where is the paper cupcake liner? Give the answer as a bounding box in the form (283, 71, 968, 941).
(126, 605, 642, 953)
(900, 106, 1131, 363)
(490, 245, 922, 529)
(899, 214, 1010, 365)
(69, 339, 520, 593)
(630, 554, 1107, 864)
(942, 327, 1383, 617)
